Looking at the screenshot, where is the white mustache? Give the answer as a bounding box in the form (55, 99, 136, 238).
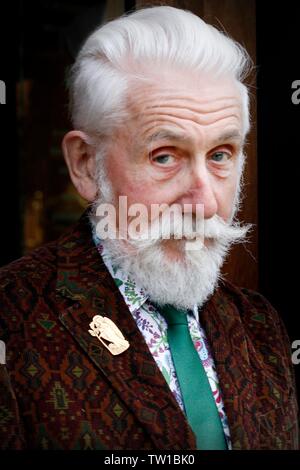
(127, 212, 251, 249)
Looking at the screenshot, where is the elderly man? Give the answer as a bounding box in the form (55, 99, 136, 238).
(0, 6, 298, 450)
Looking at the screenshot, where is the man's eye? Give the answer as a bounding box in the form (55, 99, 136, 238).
(210, 151, 231, 163)
(152, 154, 175, 165)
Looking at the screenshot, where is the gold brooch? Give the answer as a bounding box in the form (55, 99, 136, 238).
(88, 315, 130, 355)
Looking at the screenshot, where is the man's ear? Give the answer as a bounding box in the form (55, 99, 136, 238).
(62, 130, 98, 202)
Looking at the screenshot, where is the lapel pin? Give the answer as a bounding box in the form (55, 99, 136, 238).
(88, 315, 130, 355)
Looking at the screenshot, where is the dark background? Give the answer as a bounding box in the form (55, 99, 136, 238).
(0, 0, 299, 406)
(256, 2, 300, 396)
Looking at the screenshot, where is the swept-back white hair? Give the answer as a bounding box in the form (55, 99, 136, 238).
(68, 6, 252, 140)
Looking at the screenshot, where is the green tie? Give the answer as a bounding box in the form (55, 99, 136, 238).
(160, 304, 227, 450)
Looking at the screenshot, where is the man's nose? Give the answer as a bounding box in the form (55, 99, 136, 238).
(178, 162, 218, 219)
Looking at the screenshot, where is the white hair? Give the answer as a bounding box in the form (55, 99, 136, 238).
(68, 5, 252, 140)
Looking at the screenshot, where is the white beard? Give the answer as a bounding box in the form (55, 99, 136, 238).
(98, 215, 249, 310)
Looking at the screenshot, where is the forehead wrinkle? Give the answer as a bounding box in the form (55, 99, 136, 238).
(147, 102, 240, 117)
(128, 86, 243, 153)
(139, 109, 241, 130)
(129, 95, 242, 127)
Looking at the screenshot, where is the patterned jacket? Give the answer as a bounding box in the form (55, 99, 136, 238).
(0, 212, 299, 450)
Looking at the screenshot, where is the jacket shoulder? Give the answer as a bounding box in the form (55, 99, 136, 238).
(0, 241, 58, 333)
(0, 240, 57, 280)
(220, 280, 284, 329)
(219, 280, 294, 376)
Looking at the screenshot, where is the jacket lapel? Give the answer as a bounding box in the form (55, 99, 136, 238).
(55, 212, 196, 450)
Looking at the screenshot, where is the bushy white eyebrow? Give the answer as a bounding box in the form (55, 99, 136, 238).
(145, 127, 243, 149)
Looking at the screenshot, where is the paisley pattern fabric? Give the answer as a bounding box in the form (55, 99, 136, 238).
(95, 237, 232, 448)
(0, 211, 299, 449)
